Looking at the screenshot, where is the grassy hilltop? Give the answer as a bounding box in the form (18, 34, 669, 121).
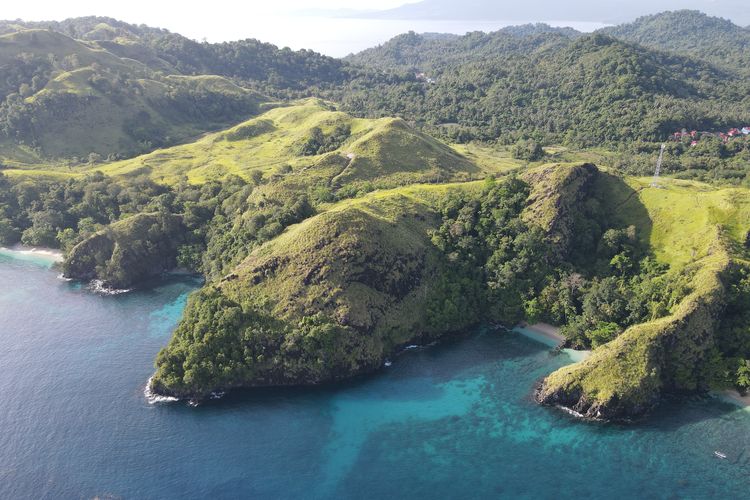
(2, 95, 746, 416)
(95, 99, 485, 187)
(44, 98, 525, 289)
(0, 13, 749, 420)
(0, 29, 264, 162)
(145, 159, 750, 417)
(537, 175, 750, 418)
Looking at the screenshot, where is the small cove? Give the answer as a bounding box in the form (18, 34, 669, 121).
(1, 251, 748, 499)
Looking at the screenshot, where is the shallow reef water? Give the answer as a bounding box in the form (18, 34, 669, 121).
(1, 252, 748, 499)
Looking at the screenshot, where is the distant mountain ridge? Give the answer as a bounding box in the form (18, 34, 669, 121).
(345, 24, 578, 72)
(1, 10, 749, 162)
(341, 17, 750, 145)
(349, 10, 750, 74)
(0, 16, 347, 88)
(600, 10, 750, 73)
(0, 17, 350, 161)
(364, 0, 750, 25)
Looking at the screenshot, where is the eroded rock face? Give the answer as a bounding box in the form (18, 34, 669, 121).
(150, 196, 459, 399)
(535, 254, 729, 421)
(63, 213, 186, 289)
(535, 377, 660, 421)
(521, 162, 599, 257)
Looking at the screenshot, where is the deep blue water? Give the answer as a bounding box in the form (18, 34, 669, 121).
(1, 250, 749, 499)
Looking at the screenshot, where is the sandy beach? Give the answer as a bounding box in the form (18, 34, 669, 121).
(0, 245, 64, 263)
(521, 322, 565, 344)
(719, 390, 750, 409)
(514, 322, 592, 362)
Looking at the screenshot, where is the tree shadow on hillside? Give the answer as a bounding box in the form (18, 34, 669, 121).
(596, 171, 653, 252)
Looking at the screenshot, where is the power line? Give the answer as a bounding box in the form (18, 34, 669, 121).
(651, 143, 665, 188)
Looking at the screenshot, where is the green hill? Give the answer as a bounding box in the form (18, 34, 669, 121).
(537, 175, 750, 419)
(150, 187, 458, 396)
(602, 10, 750, 74)
(63, 212, 187, 289)
(345, 27, 576, 73)
(0, 17, 356, 163)
(0, 29, 264, 162)
(0, 16, 350, 90)
(340, 31, 750, 145)
(2, 13, 749, 420)
(142, 161, 750, 418)
(94, 99, 484, 189)
(147, 164, 596, 398)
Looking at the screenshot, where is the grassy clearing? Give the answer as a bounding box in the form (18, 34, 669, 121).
(91, 99, 488, 188)
(601, 175, 750, 268)
(0, 29, 264, 161)
(538, 172, 750, 418)
(2, 168, 79, 181)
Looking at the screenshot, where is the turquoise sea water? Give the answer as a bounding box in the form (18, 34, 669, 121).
(1, 251, 749, 499)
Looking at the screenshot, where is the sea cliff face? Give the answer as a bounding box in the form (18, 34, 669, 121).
(534, 215, 740, 421)
(63, 213, 187, 289)
(150, 195, 461, 399)
(150, 164, 600, 399)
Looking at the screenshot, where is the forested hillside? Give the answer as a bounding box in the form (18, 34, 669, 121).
(0, 28, 263, 161)
(0, 16, 351, 90)
(1, 11, 749, 416)
(0, 17, 358, 164)
(2, 12, 749, 165)
(602, 10, 750, 74)
(345, 25, 579, 72)
(338, 32, 750, 146)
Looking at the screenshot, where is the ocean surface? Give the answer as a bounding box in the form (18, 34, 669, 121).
(215, 17, 610, 57)
(1, 249, 749, 499)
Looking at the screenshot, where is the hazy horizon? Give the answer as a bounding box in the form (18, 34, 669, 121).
(1, 0, 746, 57)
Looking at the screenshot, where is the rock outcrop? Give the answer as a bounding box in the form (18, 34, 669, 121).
(63, 213, 187, 289)
(535, 251, 730, 421)
(150, 194, 463, 399)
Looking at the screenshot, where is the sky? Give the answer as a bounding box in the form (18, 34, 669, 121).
(0, 0, 625, 56)
(0, 1, 434, 55)
(0, 0, 417, 23)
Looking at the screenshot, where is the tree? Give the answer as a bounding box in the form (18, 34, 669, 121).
(586, 322, 622, 348)
(0, 218, 19, 245)
(737, 360, 750, 394)
(511, 139, 545, 161)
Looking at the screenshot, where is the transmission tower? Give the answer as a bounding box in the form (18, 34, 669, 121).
(651, 143, 666, 187)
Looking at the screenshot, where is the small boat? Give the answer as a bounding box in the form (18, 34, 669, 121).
(714, 451, 727, 459)
(384, 360, 392, 367)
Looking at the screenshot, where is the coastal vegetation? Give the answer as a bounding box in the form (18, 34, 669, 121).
(0, 10, 749, 420)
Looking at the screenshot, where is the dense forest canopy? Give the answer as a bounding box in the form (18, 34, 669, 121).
(0, 10, 748, 417)
(339, 11, 750, 147)
(602, 10, 750, 74)
(1, 10, 748, 157)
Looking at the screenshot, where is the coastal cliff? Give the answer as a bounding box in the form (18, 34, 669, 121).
(150, 164, 600, 399)
(535, 251, 729, 420)
(534, 173, 750, 420)
(150, 194, 460, 398)
(63, 213, 187, 289)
